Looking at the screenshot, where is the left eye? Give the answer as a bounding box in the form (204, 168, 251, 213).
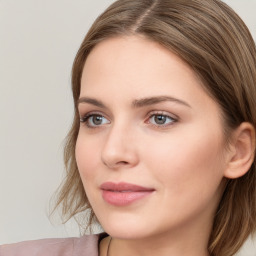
(148, 114, 175, 126)
(80, 114, 110, 127)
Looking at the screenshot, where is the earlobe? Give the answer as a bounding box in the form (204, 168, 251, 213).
(224, 122, 255, 179)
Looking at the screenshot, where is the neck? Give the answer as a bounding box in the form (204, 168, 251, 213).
(102, 217, 212, 256)
(108, 231, 210, 256)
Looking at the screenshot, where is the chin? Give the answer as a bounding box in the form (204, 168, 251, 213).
(98, 212, 152, 239)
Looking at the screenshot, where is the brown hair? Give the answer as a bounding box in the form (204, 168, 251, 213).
(54, 0, 256, 255)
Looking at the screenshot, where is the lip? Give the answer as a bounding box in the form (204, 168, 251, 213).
(100, 182, 155, 206)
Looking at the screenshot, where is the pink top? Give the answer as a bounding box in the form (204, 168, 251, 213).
(0, 233, 106, 256)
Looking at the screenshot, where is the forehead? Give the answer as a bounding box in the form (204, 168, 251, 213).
(81, 36, 201, 93)
(82, 35, 194, 75)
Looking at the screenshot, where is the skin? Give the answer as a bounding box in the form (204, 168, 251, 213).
(76, 35, 233, 256)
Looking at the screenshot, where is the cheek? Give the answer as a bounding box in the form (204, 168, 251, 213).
(75, 132, 101, 180)
(142, 125, 225, 197)
(75, 131, 105, 206)
(140, 128, 226, 223)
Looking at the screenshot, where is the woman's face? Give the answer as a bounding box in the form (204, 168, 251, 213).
(76, 36, 228, 239)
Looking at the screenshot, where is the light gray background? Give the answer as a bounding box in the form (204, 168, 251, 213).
(0, 0, 255, 255)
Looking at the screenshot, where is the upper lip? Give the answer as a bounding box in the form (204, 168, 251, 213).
(100, 182, 155, 192)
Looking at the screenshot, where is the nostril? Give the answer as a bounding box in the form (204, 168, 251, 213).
(118, 161, 129, 165)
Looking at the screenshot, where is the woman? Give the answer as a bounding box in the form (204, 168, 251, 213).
(1, 0, 256, 255)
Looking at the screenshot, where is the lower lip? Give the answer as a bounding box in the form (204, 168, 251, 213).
(102, 190, 153, 206)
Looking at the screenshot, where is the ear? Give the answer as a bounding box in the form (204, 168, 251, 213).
(224, 122, 255, 179)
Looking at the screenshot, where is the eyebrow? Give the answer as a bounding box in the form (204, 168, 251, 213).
(77, 96, 191, 108)
(77, 97, 106, 108)
(132, 96, 191, 108)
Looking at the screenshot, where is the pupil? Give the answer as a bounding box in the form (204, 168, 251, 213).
(155, 115, 166, 124)
(93, 115, 102, 125)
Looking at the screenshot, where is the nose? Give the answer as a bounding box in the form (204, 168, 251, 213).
(101, 124, 139, 170)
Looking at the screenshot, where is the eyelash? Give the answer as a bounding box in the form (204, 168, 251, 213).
(146, 111, 178, 128)
(80, 112, 109, 128)
(79, 111, 178, 129)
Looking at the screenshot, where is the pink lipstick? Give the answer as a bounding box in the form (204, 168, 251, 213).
(100, 182, 155, 206)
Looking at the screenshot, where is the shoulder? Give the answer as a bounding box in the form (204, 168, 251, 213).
(0, 233, 104, 256)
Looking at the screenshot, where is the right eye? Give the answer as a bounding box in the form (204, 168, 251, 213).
(80, 114, 110, 128)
